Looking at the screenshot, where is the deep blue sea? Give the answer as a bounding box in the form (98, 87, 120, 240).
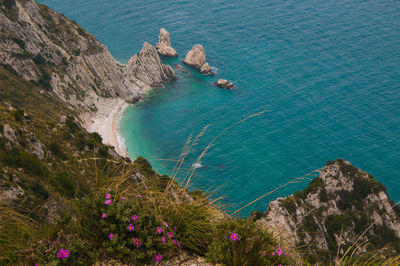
(39, 0, 400, 216)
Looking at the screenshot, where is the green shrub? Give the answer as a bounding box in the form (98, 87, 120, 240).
(18, 151, 47, 176)
(66, 116, 78, 133)
(57, 173, 75, 198)
(32, 54, 47, 66)
(12, 38, 26, 49)
(206, 218, 293, 266)
(29, 180, 49, 199)
(49, 142, 67, 160)
(76, 27, 86, 37)
(12, 109, 24, 122)
(3, 0, 15, 9)
(79, 190, 181, 264)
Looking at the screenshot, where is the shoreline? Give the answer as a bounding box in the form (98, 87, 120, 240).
(85, 99, 129, 157)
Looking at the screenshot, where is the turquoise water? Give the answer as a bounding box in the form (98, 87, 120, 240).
(39, 0, 400, 216)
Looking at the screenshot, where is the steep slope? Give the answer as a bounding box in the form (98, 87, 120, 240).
(0, 0, 175, 126)
(256, 159, 400, 262)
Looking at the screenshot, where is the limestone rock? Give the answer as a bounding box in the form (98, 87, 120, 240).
(184, 44, 207, 69)
(256, 159, 400, 258)
(0, 1, 175, 130)
(200, 62, 213, 75)
(156, 28, 178, 57)
(127, 42, 176, 88)
(214, 79, 234, 89)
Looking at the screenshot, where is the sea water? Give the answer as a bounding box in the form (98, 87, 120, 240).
(38, 0, 400, 216)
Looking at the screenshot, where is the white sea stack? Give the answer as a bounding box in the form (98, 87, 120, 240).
(156, 28, 178, 57)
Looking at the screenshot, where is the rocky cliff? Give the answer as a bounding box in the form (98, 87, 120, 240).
(256, 159, 400, 262)
(0, 0, 175, 127)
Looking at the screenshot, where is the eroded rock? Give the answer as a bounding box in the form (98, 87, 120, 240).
(213, 79, 234, 89)
(156, 28, 178, 57)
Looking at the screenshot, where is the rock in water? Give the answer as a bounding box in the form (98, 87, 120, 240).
(184, 45, 214, 75)
(213, 79, 234, 89)
(156, 28, 178, 57)
(200, 63, 213, 75)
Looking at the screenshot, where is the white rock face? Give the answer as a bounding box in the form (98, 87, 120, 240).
(257, 159, 400, 257)
(156, 28, 178, 57)
(0, 0, 175, 130)
(200, 62, 211, 74)
(183, 44, 214, 75)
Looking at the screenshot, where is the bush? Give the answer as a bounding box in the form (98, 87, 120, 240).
(206, 218, 293, 266)
(32, 54, 47, 66)
(66, 116, 79, 133)
(79, 190, 182, 264)
(49, 142, 67, 160)
(12, 109, 24, 122)
(12, 38, 26, 49)
(57, 173, 75, 198)
(3, 0, 15, 9)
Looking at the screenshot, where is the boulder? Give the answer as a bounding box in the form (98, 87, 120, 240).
(200, 63, 214, 75)
(184, 44, 206, 69)
(214, 79, 234, 89)
(156, 28, 178, 57)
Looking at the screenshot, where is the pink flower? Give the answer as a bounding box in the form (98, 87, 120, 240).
(163, 221, 168, 227)
(161, 236, 166, 243)
(105, 200, 111, 205)
(156, 227, 163, 234)
(108, 233, 114, 240)
(137, 194, 142, 198)
(128, 224, 134, 231)
(154, 254, 162, 262)
(132, 214, 138, 221)
(173, 239, 181, 247)
(105, 194, 111, 199)
(101, 213, 106, 219)
(56, 249, 70, 259)
(230, 233, 238, 241)
(167, 232, 174, 239)
(132, 238, 141, 247)
(173, 226, 177, 231)
(63, 250, 70, 258)
(121, 196, 126, 200)
(272, 252, 275, 256)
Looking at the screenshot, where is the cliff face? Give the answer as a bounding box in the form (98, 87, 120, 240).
(0, 0, 175, 122)
(256, 159, 400, 261)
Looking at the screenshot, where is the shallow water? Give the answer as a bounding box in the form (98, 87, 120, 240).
(39, 0, 400, 216)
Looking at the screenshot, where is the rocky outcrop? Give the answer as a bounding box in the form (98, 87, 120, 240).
(200, 62, 211, 74)
(214, 79, 234, 89)
(183, 44, 213, 75)
(127, 42, 175, 87)
(256, 159, 400, 261)
(156, 28, 177, 57)
(0, 0, 175, 125)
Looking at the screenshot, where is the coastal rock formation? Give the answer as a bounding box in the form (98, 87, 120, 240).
(256, 159, 400, 262)
(0, 0, 175, 129)
(184, 44, 213, 75)
(156, 28, 178, 57)
(200, 62, 213, 75)
(214, 79, 234, 89)
(126, 42, 175, 87)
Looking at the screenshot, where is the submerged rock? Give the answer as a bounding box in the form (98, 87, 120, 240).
(156, 28, 178, 57)
(213, 79, 234, 89)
